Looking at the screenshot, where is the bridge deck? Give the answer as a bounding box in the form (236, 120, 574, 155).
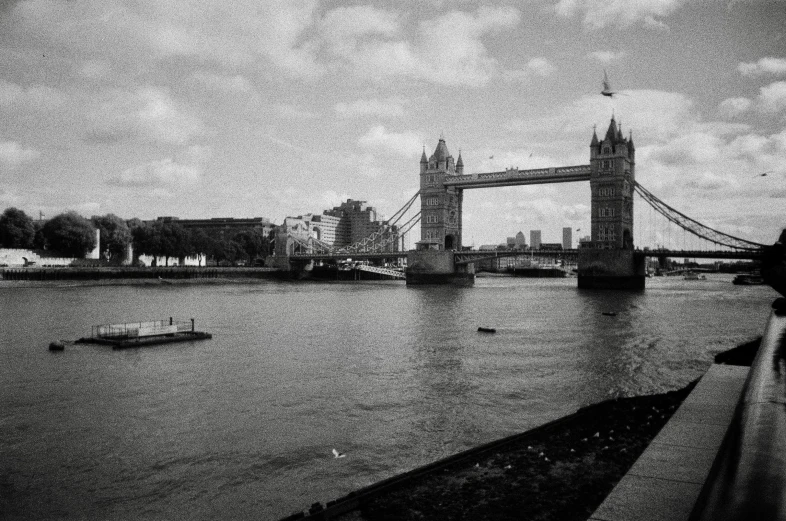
(444, 164, 591, 189)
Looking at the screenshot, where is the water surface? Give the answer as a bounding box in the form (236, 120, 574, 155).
(0, 275, 775, 519)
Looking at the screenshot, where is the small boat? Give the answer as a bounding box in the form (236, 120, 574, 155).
(684, 272, 706, 281)
(48, 341, 65, 351)
(602, 312, 617, 317)
(733, 274, 765, 286)
(477, 327, 496, 333)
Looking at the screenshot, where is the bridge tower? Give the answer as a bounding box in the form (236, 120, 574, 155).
(578, 117, 645, 289)
(589, 116, 635, 249)
(407, 136, 474, 285)
(417, 137, 463, 251)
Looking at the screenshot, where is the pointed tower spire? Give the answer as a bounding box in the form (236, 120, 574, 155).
(456, 149, 464, 174)
(591, 124, 599, 147)
(628, 130, 635, 150)
(604, 116, 618, 143)
(420, 145, 428, 164)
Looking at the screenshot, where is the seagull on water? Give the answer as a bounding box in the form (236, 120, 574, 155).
(332, 448, 346, 458)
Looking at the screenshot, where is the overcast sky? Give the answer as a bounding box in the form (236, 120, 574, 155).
(1, 0, 784, 247)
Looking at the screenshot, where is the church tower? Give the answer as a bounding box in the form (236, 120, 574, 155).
(589, 117, 635, 250)
(418, 137, 462, 250)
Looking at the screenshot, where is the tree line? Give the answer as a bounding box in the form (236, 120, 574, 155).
(0, 207, 273, 266)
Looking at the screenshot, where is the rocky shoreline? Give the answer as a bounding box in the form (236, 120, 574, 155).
(284, 339, 760, 521)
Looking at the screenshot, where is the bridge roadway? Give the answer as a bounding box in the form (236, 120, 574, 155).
(443, 164, 592, 189)
(291, 248, 762, 264)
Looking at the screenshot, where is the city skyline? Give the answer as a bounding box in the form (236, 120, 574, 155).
(1, 1, 784, 247)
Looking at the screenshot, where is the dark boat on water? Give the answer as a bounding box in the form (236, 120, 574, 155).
(733, 274, 765, 286)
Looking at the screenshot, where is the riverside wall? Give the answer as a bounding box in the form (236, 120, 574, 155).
(0, 267, 285, 281)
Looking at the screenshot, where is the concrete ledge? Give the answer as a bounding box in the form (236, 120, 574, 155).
(589, 364, 749, 521)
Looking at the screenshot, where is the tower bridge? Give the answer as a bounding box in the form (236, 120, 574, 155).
(279, 117, 766, 289)
(411, 117, 643, 287)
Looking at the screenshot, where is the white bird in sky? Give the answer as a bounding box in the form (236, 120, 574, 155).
(332, 448, 346, 458)
(601, 70, 616, 97)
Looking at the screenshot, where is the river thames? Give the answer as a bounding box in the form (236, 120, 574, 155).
(0, 274, 776, 519)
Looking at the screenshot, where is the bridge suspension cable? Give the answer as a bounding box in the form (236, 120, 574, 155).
(633, 182, 764, 251)
(385, 190, 420, 227)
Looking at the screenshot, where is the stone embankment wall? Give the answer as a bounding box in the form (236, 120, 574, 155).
(0, 266, 282, 281)
(0, 248, 76, 267)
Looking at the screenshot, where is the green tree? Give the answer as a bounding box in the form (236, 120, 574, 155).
(232, 229, 270, 264)
(0, 207, 36, 248)
(91, 214, 131, 263)
(134, 220, 192, 266)
(213, 239, 244, 265)
(189, 229, 217, 266)
(42, 211, 97, 257)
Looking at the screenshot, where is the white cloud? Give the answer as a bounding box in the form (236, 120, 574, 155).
(335, 98, 405, 118)
(738, 57, 786, 77)
(0, 188, 23, 206)
(79, 59, 112, 80)
(643, 15, 670, 31)
(319, 6, 520, 87)
(0, 80, 65, 109)
(10, 0, 323, 77)
(85, 86, 204, 145)
(358, 125, 422, 158)
(0, 79, 23, 106)
(276, 103, 319, 120)
(718, 82, 786, 118)
(108, 157, 202, 187)
(526, 57, 556, 77)
(555, 0, 686, 29)
(588, 51, 625, 64)
(757, 81, 786, 114)
(72, 202, 102, 216)
(718, 97, 753, 118)
(190, 71, 257, 95)
(0, 140, 40, 168)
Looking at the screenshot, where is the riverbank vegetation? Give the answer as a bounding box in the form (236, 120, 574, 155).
(0, 206, 273, 266)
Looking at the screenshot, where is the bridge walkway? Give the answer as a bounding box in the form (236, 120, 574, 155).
(589, 363, 749, 521)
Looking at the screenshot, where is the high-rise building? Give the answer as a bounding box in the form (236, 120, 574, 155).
(562, 227, 572, 250)
(530, 230, 541, 250)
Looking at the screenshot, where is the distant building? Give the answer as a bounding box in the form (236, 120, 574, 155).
(153, 216, 275, 241)
(276, 199, 400, 257)
(323, 199, 399, 252)
(530, 230, 542, 250)
(505, 231, 526, 250)
(562, 227, 572, 250)
(540, 243, 563, 251)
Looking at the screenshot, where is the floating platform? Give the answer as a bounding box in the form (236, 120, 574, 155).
(77, 331, 212, 348)
(73, 318, 212, 349)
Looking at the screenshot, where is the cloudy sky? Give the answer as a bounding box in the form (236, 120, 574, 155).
(1, 0, 784, 247)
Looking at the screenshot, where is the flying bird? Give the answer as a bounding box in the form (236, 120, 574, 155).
(489, 155, 494, 159)
(601, 70, 627, 98)
(601, 70, 615, 97)
(332, 448, 346, 459)
(754, 171, 773, 177)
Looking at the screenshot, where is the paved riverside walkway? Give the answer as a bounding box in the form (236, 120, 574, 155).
(588, 364, 749, 521)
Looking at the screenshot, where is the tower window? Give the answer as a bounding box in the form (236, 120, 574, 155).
(601, 160, 611, 171)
